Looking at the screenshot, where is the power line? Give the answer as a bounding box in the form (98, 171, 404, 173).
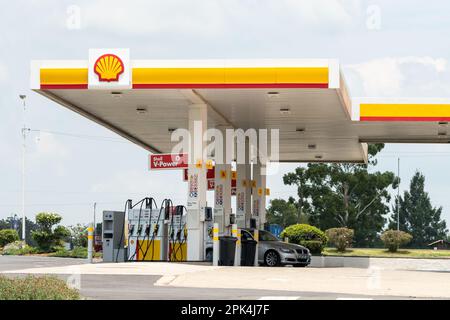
(28, 129, 128, 143)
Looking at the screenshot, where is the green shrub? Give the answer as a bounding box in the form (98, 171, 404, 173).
(381, 230, 413, 252)
(32, 212, 70, 252)
(326, 227, 354, 252)
(50, 246, 87, 259)
(1, 241, 37, 255)
(299, 240, 324, 254)
(0, 229, 19, 247)
(0, 275, 80, 300)
(280, 224, 328, 254)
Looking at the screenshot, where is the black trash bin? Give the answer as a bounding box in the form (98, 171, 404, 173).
(240, 239, 257, 266)
(219, 236, 237, 266)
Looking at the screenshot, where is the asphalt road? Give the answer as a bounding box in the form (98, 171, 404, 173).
(0, 256, 423, 300)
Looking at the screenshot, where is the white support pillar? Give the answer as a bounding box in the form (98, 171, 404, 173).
(252, 163, 267, 229)
(252, 163, 262, 229)
(186, 104, 208, 261)
(260, 166, 267, 227)
(214, 126, 232, 235)
(253, 229, 259, 266)
(236, 138, 252, 229)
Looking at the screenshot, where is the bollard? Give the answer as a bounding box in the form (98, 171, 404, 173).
(87, 223, 94, 263)
(232, 224, 240, 266)
(212, 223, 219, 266)
(253, 229, 259, 267)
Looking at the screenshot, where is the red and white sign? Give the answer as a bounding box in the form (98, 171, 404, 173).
(184, 168, 237, 195)
(183, 168, 215, 181)
(149, 153, 188, 170)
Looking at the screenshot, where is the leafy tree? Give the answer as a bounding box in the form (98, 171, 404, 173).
(267, 197, 305, 228)
(0, 216, 38, 246)
(68, 224, 88, 248)
(31, 213, 70, 252)
(389, 171, 448, 247)
(283, 168, 312, 223)
(283, 144, 397, 247)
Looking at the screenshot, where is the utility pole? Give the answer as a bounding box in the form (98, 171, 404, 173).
(93, 202, 97, 239)
(397, 157, 400, 231)
(19, 95, 27, 241)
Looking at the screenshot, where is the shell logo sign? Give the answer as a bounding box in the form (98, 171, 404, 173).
(88, 48, 131, 89)
(94, 54, 124, 82)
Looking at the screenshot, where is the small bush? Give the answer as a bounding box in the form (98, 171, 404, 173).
(299, 240, 324, 254)
(0, 229, 19, 247)
(1, 241, 38, 255)
(326, 227, 354, 252)
(280, 224, 328, 254)
(0, 275, 80, 300)
(50, 246, 87, 259)
(381, 230, 413, 252)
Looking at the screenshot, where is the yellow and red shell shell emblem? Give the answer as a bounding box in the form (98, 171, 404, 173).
(94, 54, 124, 82)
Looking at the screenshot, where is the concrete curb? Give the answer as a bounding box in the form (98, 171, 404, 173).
(310, 256, 450, 271)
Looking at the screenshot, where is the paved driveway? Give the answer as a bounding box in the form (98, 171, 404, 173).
(0, 256, 445, 300)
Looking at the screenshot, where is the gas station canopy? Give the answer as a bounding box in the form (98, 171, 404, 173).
(31, 53, 450, 163)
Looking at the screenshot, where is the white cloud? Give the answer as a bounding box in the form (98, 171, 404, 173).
(83, 0, 363, 37)
(0, 62, 8, 84)
(84, 0, 226, 36)
(27, 132, 70, 177)
(346, 56, 449, 96)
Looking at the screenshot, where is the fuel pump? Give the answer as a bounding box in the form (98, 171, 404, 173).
(168, 205, 187, 261)
(203, 207, 214, 256)
(128, 198, 168, 261)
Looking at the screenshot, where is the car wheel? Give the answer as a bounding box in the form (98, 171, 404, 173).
(264, 250, 280, 267)
(205, 249, 213, 262)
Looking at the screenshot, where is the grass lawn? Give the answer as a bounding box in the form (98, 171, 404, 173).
(323, 247, 450, 259)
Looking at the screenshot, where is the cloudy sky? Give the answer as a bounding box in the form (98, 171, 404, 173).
(1, 0, 450, 228)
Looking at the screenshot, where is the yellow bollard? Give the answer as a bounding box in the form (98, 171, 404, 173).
(87, 223, 94, 263)
(213, 223, 219, 266)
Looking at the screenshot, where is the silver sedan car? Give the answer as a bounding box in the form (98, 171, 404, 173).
(241, 229, 311, 267)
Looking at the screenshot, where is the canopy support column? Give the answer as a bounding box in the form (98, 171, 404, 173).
(186, 104, 207, 261)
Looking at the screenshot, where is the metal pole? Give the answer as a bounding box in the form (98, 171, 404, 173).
(20, 95, 27, 242)
(93, 202, 97, 241)
(397, 157, 400, 231)
(87, 223, 94, 263)
(212, 223, 219, 266)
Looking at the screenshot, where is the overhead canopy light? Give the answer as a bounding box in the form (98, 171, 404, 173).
(315, 155, 323, 159)
(136, 107, 148, 115)
(267, 91, 280, 98)
(280, 108, 291, 115)
(308, 144, 316, 150)
(111, 91, 123, 98)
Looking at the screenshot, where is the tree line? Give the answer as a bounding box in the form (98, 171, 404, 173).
(267, 144, 449, 248)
